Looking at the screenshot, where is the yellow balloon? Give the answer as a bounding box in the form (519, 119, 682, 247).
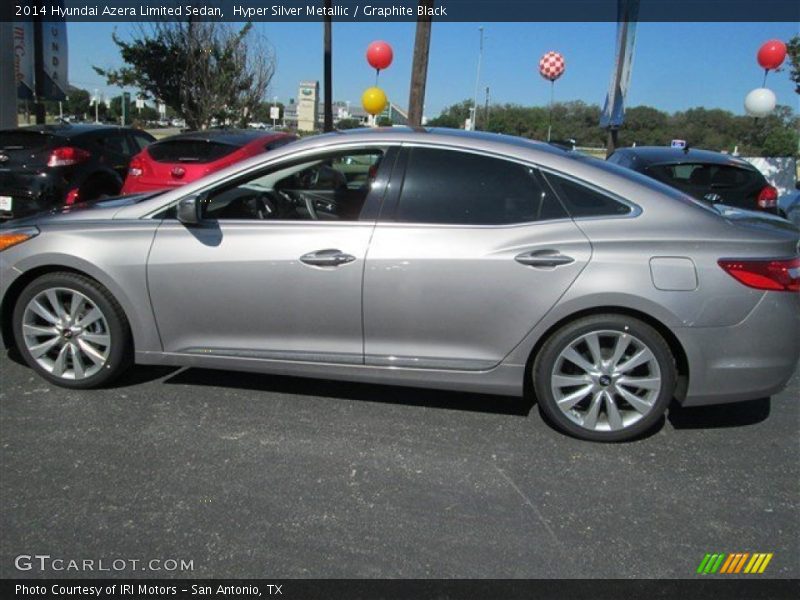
(362, 86, 388, 116)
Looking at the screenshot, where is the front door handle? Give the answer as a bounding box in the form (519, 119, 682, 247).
(515, 250, 575, 268)
(300, 249, 356, 267)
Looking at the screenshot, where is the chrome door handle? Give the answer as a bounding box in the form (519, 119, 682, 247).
(515, 250, 575, 268)
(300, 249, 356, 267)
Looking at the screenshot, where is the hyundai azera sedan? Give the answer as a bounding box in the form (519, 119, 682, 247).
(1, 128, 798, 441)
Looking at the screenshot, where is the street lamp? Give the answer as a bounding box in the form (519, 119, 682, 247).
(469, 26, 484, 131)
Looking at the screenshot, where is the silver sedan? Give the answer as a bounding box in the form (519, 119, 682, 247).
(1, 128, 798, 441)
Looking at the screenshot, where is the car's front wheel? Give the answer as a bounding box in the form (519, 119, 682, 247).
(12, 272, 133, 389)
(533, 314, 676, 442)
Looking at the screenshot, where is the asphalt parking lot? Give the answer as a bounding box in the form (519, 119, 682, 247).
(1, 350, 798, 579)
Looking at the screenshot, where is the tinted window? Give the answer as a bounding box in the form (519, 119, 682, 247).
(131, 133, 154, 152)
(395, 148, 566, 225)
(646, 163, 762, 191)
(0, 131, 53, 150)
(545, 173, 632, 218)
(96, 133, 133, 156)
(148, 140, 239, 164)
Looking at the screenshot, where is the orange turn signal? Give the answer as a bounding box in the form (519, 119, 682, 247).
(0, 228, 38, 252)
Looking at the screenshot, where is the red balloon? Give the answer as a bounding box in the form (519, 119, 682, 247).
(366, 41, 393, 71)
(757, 39, 787, 70)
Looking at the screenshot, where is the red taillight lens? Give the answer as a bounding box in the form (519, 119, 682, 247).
(129, 156, 144, 177)
(719, 257, 800, 292)
(757, 185, 778, 209)
(47, 146, 91, 167)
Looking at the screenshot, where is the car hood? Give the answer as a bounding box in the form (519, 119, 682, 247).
(0, 193, 156, 228)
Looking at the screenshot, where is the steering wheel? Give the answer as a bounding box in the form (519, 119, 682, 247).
(277, 189, 318, 220)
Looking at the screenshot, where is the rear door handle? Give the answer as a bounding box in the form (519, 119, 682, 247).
(515, 250, 575, 268)
(300, 249, 356, 267)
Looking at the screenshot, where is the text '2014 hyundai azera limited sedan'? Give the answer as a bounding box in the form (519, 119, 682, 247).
(1, 128, 798, 441)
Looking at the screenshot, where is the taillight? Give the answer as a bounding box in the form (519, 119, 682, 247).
(47, 146, 91, 167)
(718, 257, 800, 292)
(64, 188, 80, 205)
(757, 185, 778, 210)
(129, 156, 144, 177)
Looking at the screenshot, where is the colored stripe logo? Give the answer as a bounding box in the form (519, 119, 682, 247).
(697, 553, 773, 574)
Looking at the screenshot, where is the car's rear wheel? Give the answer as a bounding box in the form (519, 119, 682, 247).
(533, 314, 676, 442)
(12, 272, 133, 389)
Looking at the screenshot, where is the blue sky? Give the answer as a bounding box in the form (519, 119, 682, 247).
(69, 21, 799, 118)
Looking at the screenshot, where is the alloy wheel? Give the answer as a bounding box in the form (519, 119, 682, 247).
(21, 287, 112, 381)
(550, 329, 662, 432)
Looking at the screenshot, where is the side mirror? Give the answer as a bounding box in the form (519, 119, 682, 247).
(177, 195, 203, 225)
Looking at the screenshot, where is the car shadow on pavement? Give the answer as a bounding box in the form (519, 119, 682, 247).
(163, 367, 537, 417)
(4, 348, 181, 388)
(667, 397, 771, 429)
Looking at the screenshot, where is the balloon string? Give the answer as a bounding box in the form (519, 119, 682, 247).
(762, 68, 768, 87)
(375, 69, 380, 86)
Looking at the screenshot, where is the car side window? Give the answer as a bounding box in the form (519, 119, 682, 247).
(544, 172, 632, 218)
(394, 148, 567, 225)
(96, 133, 132, 156)
(202, 148, 387, 221)
(130, 133, 153, 153)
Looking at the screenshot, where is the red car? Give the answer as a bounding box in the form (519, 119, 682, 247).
(121, 130, 296, 194)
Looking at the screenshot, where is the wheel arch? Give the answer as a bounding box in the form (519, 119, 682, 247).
(1, 263, 139, 354)
(524, 305, 689, 403)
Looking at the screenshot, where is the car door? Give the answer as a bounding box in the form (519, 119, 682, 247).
(146, 145, 397, 364)
(363, 146, 592, 370)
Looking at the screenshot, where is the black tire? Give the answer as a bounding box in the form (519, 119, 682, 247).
(12, 272, 133, 389)
(533, 314, 676, 442)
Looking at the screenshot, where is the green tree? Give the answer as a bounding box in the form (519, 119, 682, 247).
(336, 118, 362, 130)
(377, 116, 393, 127)
(95, 22, 276, 129)
(786, 35, 800, 95)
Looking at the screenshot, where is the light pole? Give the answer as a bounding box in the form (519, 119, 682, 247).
(272, 95, 278, 129)
(469, 26, 484, 131)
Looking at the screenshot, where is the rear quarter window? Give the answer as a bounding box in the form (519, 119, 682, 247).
(544, 172, 632, 218)
(148, 140, 239, 164)
(0, 131, 53, 150)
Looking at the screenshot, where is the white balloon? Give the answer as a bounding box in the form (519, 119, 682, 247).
(744, 88, 776, 117)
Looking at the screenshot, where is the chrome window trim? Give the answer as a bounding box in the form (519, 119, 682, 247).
(394, 141, 642, 225)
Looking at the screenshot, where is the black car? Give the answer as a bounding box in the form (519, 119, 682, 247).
(0, 124, 155, 220)
(607, 146, 780, 215)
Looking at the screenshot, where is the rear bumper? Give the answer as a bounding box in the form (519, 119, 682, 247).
(0, 171, 64, 220)
(676, 291, 800, 406)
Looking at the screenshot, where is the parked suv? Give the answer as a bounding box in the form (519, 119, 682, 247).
(0, 124, 155, 220)
(607, 147, 780, 215)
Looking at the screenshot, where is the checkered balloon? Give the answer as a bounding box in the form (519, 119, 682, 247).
(539, 51, 565, 82)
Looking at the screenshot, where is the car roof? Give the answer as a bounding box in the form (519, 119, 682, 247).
(611, 146, 757, 169)
(2, 124, 143, 137)
(154, 129, 288, 147)
(286, 126, 570, 158)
